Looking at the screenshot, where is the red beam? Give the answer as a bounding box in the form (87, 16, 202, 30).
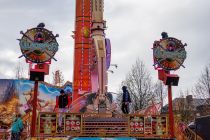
(31, 81, 38, 137)
(168, 84, 175, 138)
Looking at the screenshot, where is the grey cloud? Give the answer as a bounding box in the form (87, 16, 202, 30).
(105, 0, 210, 95)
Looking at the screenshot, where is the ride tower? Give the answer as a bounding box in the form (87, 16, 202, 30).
(72, 0, 92, 100)
(72, 0, 112, 113)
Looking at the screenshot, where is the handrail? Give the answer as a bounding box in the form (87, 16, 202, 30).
(174, 118, 203, 140)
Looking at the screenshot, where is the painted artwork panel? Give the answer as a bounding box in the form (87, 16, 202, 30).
(0, 79, 72, 125)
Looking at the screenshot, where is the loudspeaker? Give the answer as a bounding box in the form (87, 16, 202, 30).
(30, 71, 45, 81)
(164, 74, 179, 86)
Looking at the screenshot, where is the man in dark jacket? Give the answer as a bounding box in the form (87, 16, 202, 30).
(121, 86, 131, 114)
(58, 89, 68, 131)
(58, 89, 68, 108)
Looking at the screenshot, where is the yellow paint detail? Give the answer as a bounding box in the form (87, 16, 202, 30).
(81, 27, 90, 38)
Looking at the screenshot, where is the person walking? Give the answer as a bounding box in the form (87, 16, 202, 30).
(121, 86, 131, 114)
(11, 114, 23, 140)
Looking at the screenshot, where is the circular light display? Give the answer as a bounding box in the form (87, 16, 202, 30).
(153, 37, 186, 71)
(19, 27, 58, 63)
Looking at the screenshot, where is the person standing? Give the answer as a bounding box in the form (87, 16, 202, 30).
(58, 89, 69, 111)
(58, 89, 69, 132)
(11, 114, 23, 140)
(121, 86, 131, 114)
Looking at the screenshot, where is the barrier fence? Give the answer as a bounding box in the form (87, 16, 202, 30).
(36, 112, 170, 138)
(1, 112, 204, 139)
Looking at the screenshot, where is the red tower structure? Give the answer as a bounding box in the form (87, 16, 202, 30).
(72, 0, 112, 113)
(72, 0, 92, 101)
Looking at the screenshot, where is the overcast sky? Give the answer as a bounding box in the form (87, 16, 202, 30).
(0, 0, 210, 100)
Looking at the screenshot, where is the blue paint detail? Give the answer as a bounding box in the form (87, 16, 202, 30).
(0, 79, 73, 114)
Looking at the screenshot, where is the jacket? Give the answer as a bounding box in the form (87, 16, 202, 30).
(122, 90, 131, 103)
(58, 94, 68, 108)
(11, 117, 23, 133)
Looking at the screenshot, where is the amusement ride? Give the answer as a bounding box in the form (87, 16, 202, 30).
(1, 0, 203, 140)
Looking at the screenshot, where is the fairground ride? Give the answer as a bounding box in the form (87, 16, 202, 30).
(1, 0, 202, 140)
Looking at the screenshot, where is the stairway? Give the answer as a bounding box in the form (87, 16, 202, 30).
(82, 116, 129, 137)
(174, 120, 203, 140)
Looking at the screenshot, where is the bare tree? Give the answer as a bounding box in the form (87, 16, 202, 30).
(153, 81, 167, 109)
(191, 63, 210, 116)
(193, 63, 210, 103)
(118, 59, 155, 112)
(52, 70, 64, 86)
(15, 61, 25, 79)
